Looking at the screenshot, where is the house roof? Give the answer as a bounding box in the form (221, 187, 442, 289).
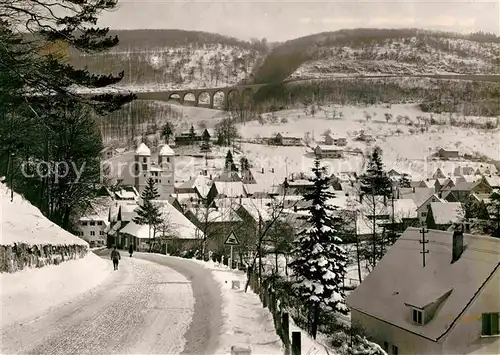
(118, 203, 139, 222)
(397, 188, 435, 208)
(346, 228, 500, 342)
(135, 143, 151, 156)
(159, 144, 175, 156)
(429, 202, 465, 225)
(315, 144, 343, 152)
(485, 175, 500, 187)
(239, 198, 276, 222)
(115, 188, 138, 200)
(158, 202, 203, 239)
(213, 181, 246, 198)
(453, 166, 475, 176)
(188, 206, 242, 223)
(243, 183, 280, 195)
(276, 133, 301, 139)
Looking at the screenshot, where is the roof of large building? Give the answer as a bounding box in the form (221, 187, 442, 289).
(347, 228, 500, 342)
(159, 144, 175, 156)
(135, 143, 151, 156)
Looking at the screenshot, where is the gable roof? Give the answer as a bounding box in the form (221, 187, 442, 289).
(159, 144, 175, 156)
(135, 143, 151, 156)
(346, 228, 500, 342)
(213, 181, 246, 198)
(397, 187, 435, 208)
(429, 202, 465, 225)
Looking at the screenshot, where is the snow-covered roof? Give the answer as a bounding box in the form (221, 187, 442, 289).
(135, 143, 151, 156)
(159, 144, 175, 156)
(213, 181, 246, 198)
(485, 175, 500, 187)
(239, 198, 276, 222)
(172, 193, 200, 204)
(397, 187, 435, 208)
(347, 228, 500, 341)
(115, 189, 138, 200)
(243, 183, 280, 195)
(158, 202, 203, 239)
(193, 175, 212, 198)
(188, 206, 242, 223)
(118, 203, 139, 222)
(315, 144, 343, 152)
(0, 184, 87, 246)
(429, 202, 465, 225)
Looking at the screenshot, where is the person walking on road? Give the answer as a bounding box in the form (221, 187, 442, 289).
(111, 246, 121, 270)
(129, 244, 133, 257)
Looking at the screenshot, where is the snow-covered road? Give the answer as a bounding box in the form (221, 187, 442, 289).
(1, 253, 222, 355)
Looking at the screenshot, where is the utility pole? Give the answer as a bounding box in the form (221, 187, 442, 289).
(419, 227, 429, 267)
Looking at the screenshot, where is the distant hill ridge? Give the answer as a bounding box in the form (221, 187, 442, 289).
(251, 28, 500, 83)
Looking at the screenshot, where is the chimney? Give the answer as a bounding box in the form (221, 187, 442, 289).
(262, 167, 265, 174)
(438, 191, 442, 199)
(271, 168, 274, 173)
(293, 205, 297, 212)
(412, 186, 415, 193)
(209, 174, 213, 180)
(452, 229, 464, 263)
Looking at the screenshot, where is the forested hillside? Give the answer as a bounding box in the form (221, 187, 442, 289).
(252, 29, 500, 83)
(69, 29, 268, 89)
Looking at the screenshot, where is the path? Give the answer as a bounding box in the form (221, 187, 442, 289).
(1, 253, 222, 355)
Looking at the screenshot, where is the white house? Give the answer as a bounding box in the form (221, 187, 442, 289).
(76, 197, 112, 246)
(347, 227, 500, 355)
(275, 133, 302, 146)
(314, 145, 344, 159)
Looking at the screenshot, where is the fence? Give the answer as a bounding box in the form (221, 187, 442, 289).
(247, 270, 302, 355)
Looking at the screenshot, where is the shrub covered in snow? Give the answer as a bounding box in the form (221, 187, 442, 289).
(344, 335, 387, 355)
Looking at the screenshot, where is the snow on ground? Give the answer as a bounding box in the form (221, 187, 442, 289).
(236, 104, 499, 180)
(0, 183, 88, 246)
(189, 258, 340, 355)
(0, 252, 111, 327)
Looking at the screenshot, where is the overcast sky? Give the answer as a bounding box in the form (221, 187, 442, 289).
(99, 0, 500, 42)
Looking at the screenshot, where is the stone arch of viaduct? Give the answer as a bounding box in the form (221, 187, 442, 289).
(134, 84, 266, 110)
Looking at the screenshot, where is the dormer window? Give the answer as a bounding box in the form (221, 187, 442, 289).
(412, 309, 423, 325)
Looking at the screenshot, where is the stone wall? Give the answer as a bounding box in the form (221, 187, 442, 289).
(0, 243, 88, 273)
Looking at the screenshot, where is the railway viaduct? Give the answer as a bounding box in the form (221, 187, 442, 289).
(133, 83, 269, 110)
(91, 74, 500, 110)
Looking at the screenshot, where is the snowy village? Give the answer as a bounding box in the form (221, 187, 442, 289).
(1, 3, 500, 355)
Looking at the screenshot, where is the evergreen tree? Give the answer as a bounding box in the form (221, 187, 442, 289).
(189, 125, 196, 143)
(359, 147, 393, 267)
(202, 129, 210, 143)
(398, 173, 411, 188)
(476, 200, 490, 220)
(240, 157, 250, 171)
(133, 178, 163, 252)
(225, 150, 234, 170)
(289, 157, 348, 339)
(161, 122, 174, 143)
(360, 147, 392, 197)
(490, 191, 500, 238)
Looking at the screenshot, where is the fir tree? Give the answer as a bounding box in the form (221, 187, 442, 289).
(359, 147, 393, 267)
(225, 150, 234, 170)
(189, 125, 196, 143)
(202, 129, 210, 143)
(398, 173, 411, 188)
(289, 157, 348, 339)
(161, 122, 174, 143)
(133, 178, 163, 252)
(360, 147, 392, 197)
(240, 157, 250, 171)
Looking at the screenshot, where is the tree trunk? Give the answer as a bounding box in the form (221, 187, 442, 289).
(148, 225, 152, 252)
(311, 302, 320, 340)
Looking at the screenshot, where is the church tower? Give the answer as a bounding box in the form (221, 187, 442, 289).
(134, 142, 151, 196)
(158, 143, 175, 199)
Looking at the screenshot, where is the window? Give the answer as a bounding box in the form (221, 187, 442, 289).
(90, 231, 95, 236)
(97, 221, 103, 226)
(143, 157, 147, 163)
(90, 221, 95, 226)
(383, 342, 388, 352)
(482, 313, 500, 336)
(155, 179, 158, 183)
(100, 231, 104, 235)
(392, 345, 398, 355)
(81, 221, 88, 226)
(421, 211, 427, 217)
(142, 164, 147, 170)
(412, 309, 423, 325)
(166, 157, 170, 162)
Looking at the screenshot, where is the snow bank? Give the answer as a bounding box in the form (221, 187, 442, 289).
(0, 184, 87, 246)
(188, 259, 282, 354)
(0, 252, 111, 327)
